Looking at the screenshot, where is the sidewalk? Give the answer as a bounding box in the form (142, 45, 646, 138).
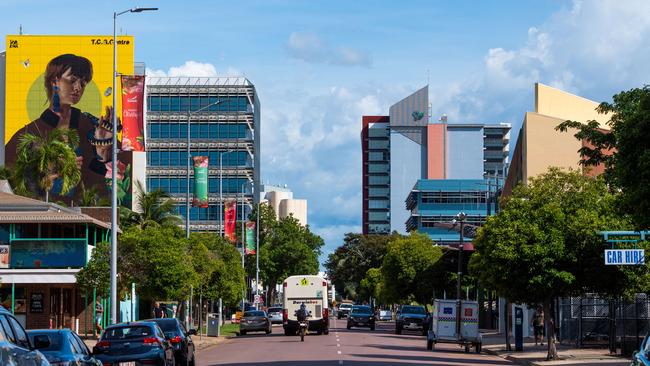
(481, 331, 631, 366)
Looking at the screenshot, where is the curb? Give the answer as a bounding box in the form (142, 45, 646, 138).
(484, 347, 535, 366)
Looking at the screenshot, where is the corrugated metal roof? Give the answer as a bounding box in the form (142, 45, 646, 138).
(146, 77, 252, 87)
(0, 192, 114, 230)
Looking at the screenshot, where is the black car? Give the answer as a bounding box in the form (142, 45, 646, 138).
(347, 305, 376, 331)
(0, 305, 49, 365)
(396, 305, 429, 335)
(93, 321, 175, 366)
(28, 328, 101, 365)
(147, 318, 196, 366)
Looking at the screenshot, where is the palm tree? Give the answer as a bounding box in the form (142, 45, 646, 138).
(120, 180, 182, 229)
(13, 129, 81, 202)
(79, 182, 110, 207)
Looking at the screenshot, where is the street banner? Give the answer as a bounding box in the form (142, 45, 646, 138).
(245, 221, 256, 254)
(224, 198, 237, 243)
(120, 75, 145, 151)
(192, 156, 209, 208)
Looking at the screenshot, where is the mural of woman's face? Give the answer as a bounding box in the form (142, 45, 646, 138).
(55, 68, 88, 106)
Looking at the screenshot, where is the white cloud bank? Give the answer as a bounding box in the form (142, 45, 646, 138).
(146, 61, 242, 78)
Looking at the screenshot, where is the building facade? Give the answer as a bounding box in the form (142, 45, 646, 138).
(145, 77, 260, 232)
(503, 83, 611, 195)
(362, 85, 510, 235)
(259, 184, 308, 226)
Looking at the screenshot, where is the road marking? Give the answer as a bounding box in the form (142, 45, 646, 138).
(337, 343, 340, 347)
(337, 350, 342, 355)
(338, 361, 343, 365)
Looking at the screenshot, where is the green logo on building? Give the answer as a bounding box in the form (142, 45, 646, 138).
(412, 111, 424, 121)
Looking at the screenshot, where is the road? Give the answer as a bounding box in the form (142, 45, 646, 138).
(197, 318, 514, 366)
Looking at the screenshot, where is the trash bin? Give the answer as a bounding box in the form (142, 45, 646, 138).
(207, 313, 219, 337)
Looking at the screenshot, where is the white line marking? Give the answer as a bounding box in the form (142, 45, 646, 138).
(337, 350, 342, 355)
(339, 361, 343, 365)
(337, 343, 340, 347)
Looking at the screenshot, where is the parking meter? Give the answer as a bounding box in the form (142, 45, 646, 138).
(514, 306, 523, 351)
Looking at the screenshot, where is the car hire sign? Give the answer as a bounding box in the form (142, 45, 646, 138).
(604, 249, 645, 265)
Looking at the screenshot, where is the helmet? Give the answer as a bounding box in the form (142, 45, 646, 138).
(300, 303, 306, 310)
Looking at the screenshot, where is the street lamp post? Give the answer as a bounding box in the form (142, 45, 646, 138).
(111, 6, 157, 325)
(185, 100, 222, 239)
(455, 212, 466, 340)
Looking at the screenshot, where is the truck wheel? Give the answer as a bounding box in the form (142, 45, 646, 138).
(427, 340, 433, 350)
(396, 326, 402, 335)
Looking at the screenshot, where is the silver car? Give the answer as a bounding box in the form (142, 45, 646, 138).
(239, 310, 272, 335)
(267, 307, 283, 324)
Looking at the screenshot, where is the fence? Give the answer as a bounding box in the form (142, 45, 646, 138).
(558, 294, 650, 356)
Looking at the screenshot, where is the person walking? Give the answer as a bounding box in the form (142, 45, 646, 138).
(531, 305, 545, 346)
(153, 302, 165, 318)
(95, 296, 104, 337)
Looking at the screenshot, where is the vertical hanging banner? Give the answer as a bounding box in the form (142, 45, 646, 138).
(245, 221, 256, 254)
(224, 198, 237, 243)
(192, 156, 209, 208)
(120, 75, 145, 151)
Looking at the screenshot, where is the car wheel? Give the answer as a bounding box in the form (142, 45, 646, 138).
(189, 352, 196, 366)
(240, 330, 246, 336)
(347, 323, 351, 330)
(475, 342, 482, 353)
(370, 324, 375, 331)
(266, 327, 272, 334)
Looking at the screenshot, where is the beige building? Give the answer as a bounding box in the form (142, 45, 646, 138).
(261, 184, 308, 226)
(503, 83, 610, 195)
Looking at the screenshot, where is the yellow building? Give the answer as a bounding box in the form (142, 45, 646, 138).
(503, 83, 610, 195)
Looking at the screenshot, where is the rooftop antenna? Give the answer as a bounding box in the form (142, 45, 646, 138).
(19, 25, 22, 35)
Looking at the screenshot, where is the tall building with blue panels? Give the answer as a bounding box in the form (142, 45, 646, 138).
(145, 77, 260, 232)
(406, 179, 488, 244)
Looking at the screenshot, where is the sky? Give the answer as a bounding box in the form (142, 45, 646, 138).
(2, 0, 650, 265)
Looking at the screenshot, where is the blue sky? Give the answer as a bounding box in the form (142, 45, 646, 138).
(3, 1, 650, 265)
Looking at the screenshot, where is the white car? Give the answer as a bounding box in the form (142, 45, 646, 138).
(379, 310, 393, 321)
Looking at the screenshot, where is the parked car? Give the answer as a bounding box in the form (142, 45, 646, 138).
(379, 310, 393, 321)
(93, 321, 175, 366)
(347, 305, 376, 330)
(0, 305, 50, 366)
(267, 307, 283, 324)
(632, 332, 650, 365)
(146, 318, 196, 366)
(28, 329, 101, 366)
(396, 305, 429, 335)
(240, 310, 272, 335)
(337, 303, 353, 319)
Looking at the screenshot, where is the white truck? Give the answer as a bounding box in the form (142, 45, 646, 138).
(282, 275, 330, 336)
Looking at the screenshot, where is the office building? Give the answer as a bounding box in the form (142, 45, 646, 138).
(145, 77, 260, 232)
(503, 83, 611, 195)
(259, 184, 308, 226)
(362, 85, 510, 235)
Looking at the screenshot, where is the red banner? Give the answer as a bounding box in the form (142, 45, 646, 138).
(224, 198, 237, 243)
(120, 75, 145, 151)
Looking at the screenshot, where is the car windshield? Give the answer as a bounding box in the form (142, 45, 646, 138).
(401, 306, 425, 314)
(352, 306, 372, 314)
(267, 307, 281, 313)
(27, 332, 62, 351)
(244, 311, 265, 317)
(340, 304, 352, 309)
(102, 326, 153, 340)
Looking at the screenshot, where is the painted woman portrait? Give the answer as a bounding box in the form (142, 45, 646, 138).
(5, 53, 130, 204)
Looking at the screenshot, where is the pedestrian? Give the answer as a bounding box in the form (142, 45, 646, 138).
(153, 302, 165, 318)
(531, 305, 544, 346)
(95, 296, 104, 336)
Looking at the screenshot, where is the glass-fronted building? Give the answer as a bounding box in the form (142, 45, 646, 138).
(145, 77, 260, 232)
(361, 116, 390, 234)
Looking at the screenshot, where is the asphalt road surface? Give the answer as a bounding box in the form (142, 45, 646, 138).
(197, 318, 515, 366)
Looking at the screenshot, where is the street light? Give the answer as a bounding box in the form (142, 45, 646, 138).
(455, 211, 467, 340)
(111, 6, 157, 325)
(185, 100, 222, 239)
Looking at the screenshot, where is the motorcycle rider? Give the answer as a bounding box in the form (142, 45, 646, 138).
(296, 303, 309, 322)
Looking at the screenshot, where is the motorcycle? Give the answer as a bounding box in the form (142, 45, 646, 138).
(299, 319, 308, 341)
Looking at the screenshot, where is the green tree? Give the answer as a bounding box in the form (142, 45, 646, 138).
(359, 268, 383, 304)
(325, 233, 398, 300)
(556, 86, 650, 229)
(260, 216, 323, 304)
(120, 180, 181, 229)
(469, 168, 638, 359)
(76, 241, 111, 297)
(79, 182, 110, 207)
(381, 232, 443, 305)
(13, 129, 81, 202)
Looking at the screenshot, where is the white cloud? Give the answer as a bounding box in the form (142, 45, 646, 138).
(286, 31, 372, 67)
(146, 61, 242, 78)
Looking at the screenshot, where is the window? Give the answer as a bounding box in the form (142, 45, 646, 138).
(367, 152, 386, 162)
(368, 200, 389, 209)
(368, 175, 389, 185)
(368, 212, 388, 221)
(368, 224, 390, 234)
(71, 333, 89, 355)
(68, 334, 81, 354)
(7, 315, 30, 349)
(368, 127, 388, 138)
(368, 140, 388, 149)
(368, 163, 389, 173)
(0, 315, 15, 343)
(368, 187, 389, 197)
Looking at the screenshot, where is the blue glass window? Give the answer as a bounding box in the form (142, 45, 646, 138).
(170, 97, 180, 112)
(149, 124, 160, 138)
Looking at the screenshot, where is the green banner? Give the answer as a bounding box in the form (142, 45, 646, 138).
(192, 156, 208, 208)
(245, 221, 256, 254)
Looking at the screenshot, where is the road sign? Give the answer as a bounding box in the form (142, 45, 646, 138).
(604, 249, 645, 265)
(254, 294, 261, 304)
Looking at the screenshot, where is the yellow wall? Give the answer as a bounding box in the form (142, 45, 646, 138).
(4, 35, 134, 143)
(534, 83, 608, 125)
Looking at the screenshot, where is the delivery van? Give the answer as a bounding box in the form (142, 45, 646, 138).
(282, 275, 329, 336)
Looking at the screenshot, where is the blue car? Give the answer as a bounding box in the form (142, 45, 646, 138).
(28, 329, 101, 366)
(0, 305, 49, 366)
(632, 333, 650, 365)
(93, 322, 175, 366)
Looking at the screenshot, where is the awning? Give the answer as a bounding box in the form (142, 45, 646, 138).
(0, 269, 80, 284)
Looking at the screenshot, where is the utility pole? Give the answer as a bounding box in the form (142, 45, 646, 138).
(455, 212, 466, 340)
